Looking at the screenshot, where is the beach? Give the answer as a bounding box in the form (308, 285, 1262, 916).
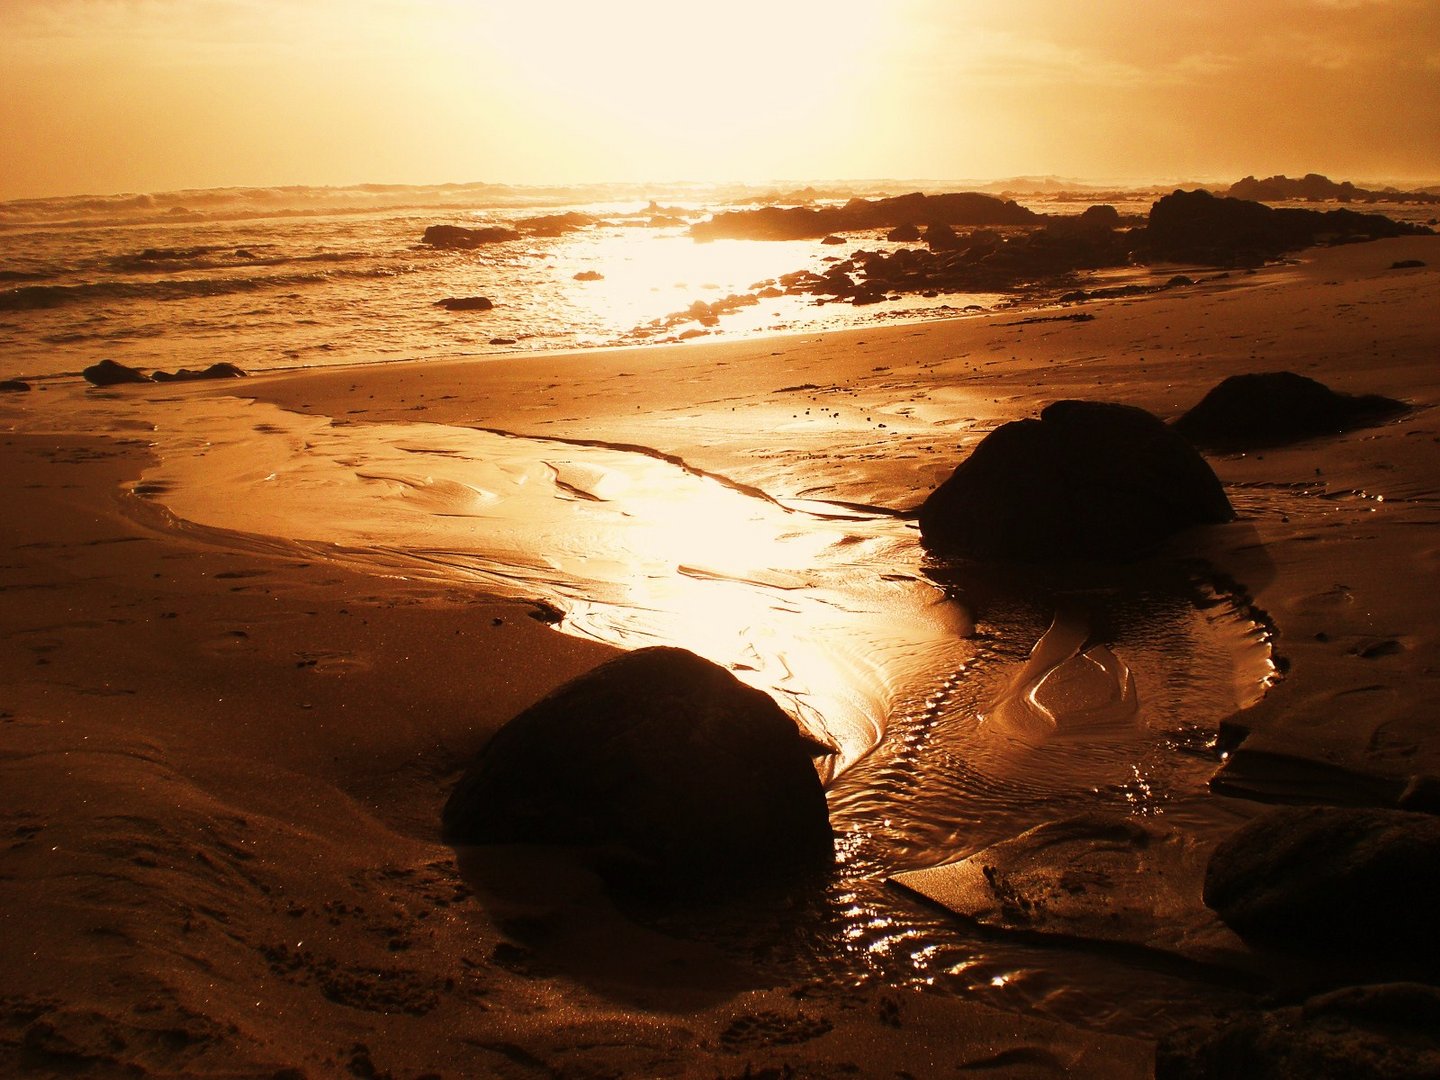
(2, 233, 1438, 1077)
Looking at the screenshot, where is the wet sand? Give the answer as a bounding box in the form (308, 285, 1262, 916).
(2, 236, 1437, 1076)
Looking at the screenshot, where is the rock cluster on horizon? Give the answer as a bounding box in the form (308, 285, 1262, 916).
(1140, 189, 1430, 265)
(689, 191, 1039, 242)
(1227, 172, 1440, 205)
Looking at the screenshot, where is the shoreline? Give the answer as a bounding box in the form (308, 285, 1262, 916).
(3, 235, 1438, 1076)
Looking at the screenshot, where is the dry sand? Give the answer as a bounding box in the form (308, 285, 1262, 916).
(2, 236, 1436, 1076)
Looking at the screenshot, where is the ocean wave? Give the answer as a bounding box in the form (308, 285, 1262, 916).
(107, 247, 368, 274)
(0, 266, 407, 312)
(0, 269, 55, 283)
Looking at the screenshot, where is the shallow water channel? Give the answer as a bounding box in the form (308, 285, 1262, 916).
(45, 387, 1280, 1034)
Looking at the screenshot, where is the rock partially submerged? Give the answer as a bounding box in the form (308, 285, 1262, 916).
(1174, 372, 1407, 449)
(1203, 806, 1440, 966)
(83, 359, 248, 386)
(435, 296, 494, 312)
(0, 379, 31, 392)
(82, 359, 152, 386)
(1157, 982, 1440, 1080)
(151, 362, 247, 383)
(421, 224, 522, 248)
(917, 400, 1235, 562)
(442, 647, 833, 892)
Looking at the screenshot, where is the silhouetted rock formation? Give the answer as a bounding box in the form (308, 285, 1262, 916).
(83, 359, 152, 386)
(1157, 982, 1440, 1080)
(518, 211, 597, 237)
(421, 224, 522, 248)
(151, 362, 248, 382)
(1140, 189, 1430, 265)
(1204, 806, 1440, 965)
(0, 379, 31, 392)
(917, 401, 1234, 562)
(435, 296, 494, 311)
(690, 191, 1039, 242)
(1228, 172, 1440, 205)
(441, 647, 833, 892)
(1174, 372, 1408, 448)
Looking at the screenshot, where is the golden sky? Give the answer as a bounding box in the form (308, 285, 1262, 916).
(3, 0, 1438, 199)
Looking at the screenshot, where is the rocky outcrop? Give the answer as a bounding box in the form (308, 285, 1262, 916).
(83, 359, 152, 386)
(690, 191, 1039, 242)
(572, 270, 604, 281)
(1157, 982, 1440, 1080)
(441, 647, 833, 892)
(1174, 372, 1408, 449)
(0, 379, 31, 392)
(917, 401, 1235, 562)
(435, 296, 493, 312)
(1203, 806, 1440, 965)
(1227, 172, 1440, 206)
(1139, 189, 1430, 265)
(151, 362, 247, 382)
(421, 224, 522, 248)
(518, 211, 596, 237)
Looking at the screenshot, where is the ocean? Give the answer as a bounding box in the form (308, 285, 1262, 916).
(0, 180, 1147, 382)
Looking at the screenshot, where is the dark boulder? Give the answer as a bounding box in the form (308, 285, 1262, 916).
(1204, 806, 1440, 965)
(1174, 372, 1407, 449)
(421, 224, 522, 248)
(441, 646, 833, 892)
(886, 222, 921, 242)
(0, 379, 31, 392)
(151, 362, 248, 382)
(435, 296, 494, 312)
(917, 400, 1235, 562)
(923, 222, 962, 251)
(1390, 259, 1426, 269)
(1045, 204, 1122, 237)
(1157, 982, 1440, 1080)
(82, 359, 152, 386)
(1141, 189, 1429, 265)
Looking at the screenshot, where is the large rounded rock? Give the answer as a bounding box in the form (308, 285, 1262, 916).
(1174, 371, 1407, 449)
(1204, 806, 1440, 964)
(442, 647, 833, 890)
(917, 400, 1235, 562)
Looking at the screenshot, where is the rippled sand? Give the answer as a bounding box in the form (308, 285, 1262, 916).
(2, 235, 1437, 1076)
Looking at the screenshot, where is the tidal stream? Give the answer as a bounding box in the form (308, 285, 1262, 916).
(17, 385, 1279, 1034)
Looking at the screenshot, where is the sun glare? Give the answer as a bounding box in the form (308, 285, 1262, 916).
(482, 2, 889, 176)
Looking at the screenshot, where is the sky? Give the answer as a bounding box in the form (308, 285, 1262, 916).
(2, 0, 1439, 200)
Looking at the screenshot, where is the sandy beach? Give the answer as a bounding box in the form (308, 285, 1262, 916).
(3, 234, 1438, 1077)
